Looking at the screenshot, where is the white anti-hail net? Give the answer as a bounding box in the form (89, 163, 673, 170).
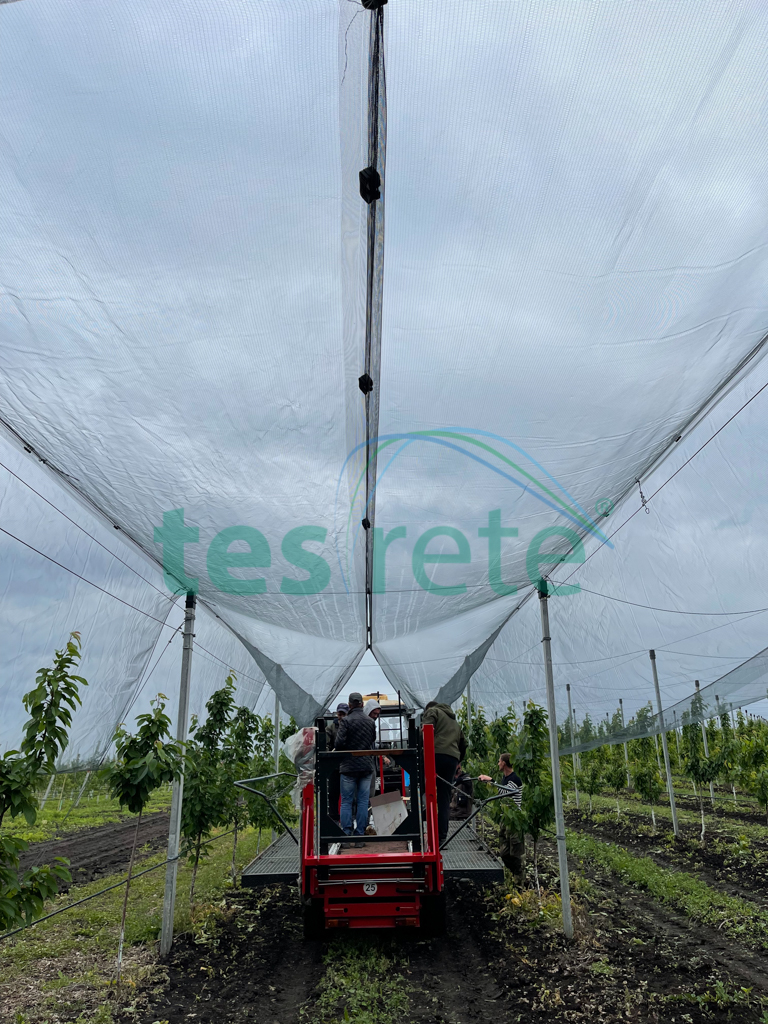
(1, 0, 768, 755)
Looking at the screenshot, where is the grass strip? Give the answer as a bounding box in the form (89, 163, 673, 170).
(568, 830, 768, 949)
(1, 824, 266, 1024)
(305, 939, 410, 1024)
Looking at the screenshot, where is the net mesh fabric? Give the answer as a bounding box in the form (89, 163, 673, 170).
(1, 1, 768, 752)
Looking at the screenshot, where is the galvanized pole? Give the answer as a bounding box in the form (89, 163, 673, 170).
(672, 709, 681, 758)
(538, 583, 573, 940)
(566, 684, 579, 809)
(271, 692, 280, 843)
(160, 592, 196, 957)
(618, 698, 630, 788)
(274, 691, 280, 772)
(466, 679, 472, 741)
(695, 680, 715, 808)
(649, 650, 678, 837)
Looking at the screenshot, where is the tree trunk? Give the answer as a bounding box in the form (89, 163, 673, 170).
(190, 834, 202, 903)
(116, 810, 142, 985)
(651, 806, 656, 832)
(732, 785, 737, 809)
(615, 797, 620, 819)
(589, 792, 593, 814)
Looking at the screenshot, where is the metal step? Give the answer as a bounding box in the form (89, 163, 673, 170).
(442, 821, 504, 883)
(241, 832, 299, 886)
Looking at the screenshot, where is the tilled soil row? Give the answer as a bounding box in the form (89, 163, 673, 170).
(567, 808, 768, 906)
(18, 811, 171, 888)
(124, 884, 324, 1024)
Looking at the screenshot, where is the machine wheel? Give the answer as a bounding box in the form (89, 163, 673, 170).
(420, 892, 446, 937)
(302, 897, 325, 940)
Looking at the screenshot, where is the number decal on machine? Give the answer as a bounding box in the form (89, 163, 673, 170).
(363, 882, 378, 896)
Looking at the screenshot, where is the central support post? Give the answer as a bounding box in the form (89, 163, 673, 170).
(619, 698, 631, 788)
(695, 680, 716, 809)
(649, 650, 678, 837)
(160, 591, 196, 957)
(537, 582, 573, 939)
(566, 684, 579, 809)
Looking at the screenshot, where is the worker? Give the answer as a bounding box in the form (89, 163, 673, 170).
(422, 701, 467, 847)
(326, 702, 349, 750)
(326, 703, 348, 824)
(334, 691, 376, 846)
(364, 699, 393, 803)
(449, 762, 474, 820)
(479, 753, 525, 881)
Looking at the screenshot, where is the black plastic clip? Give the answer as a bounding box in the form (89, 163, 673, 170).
(359, 166, 381, 204)
(362, 518, 371, 530)
(361, 0, 387, 9)
(358, 373, 374, 395)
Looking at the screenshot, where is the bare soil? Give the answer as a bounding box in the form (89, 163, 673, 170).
(122, 869, 768, 1023)
(18, 811, 170, 889)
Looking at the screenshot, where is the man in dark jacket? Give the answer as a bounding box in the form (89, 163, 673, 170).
(422, 701, 467, 846)
(334, 692, 376, 843)
(326, 703, 348, 823)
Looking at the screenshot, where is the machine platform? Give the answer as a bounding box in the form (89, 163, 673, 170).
(241, 831, 299, 885)
(241, 821, 503, 887)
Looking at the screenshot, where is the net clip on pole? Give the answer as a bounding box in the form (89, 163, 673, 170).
(358, 373, 374, 394)
(359, 166, 381, 204)
(362, 518, 371, 530)
(636, 478, 651, 514)
(361, 0, 387, 10)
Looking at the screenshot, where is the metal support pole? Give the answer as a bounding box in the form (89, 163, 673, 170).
(272, 692, 280, 842)
(619, 699, 630, 788)
(538, 583, 573, 939)
(649, 650, 678, 837)
(40, 772, 56, 811)
(566, 684, 579, 809)
(466, 679, 472, 742)
(672, 709, 681, 758)
(160, 592, 196, 958)
(695, 680, 715, 808)
(72, 770, 91, 810)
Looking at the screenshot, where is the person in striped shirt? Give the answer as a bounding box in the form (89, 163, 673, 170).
(479, 752, 525, 881)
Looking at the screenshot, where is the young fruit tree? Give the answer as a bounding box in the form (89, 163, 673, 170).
(633, 762, 665, 832)
(683, 750, 720, 843)
(104, 695, 183, 981)
(503, 702, 554, 898)
(576, 745, 608, 814)
(181, 677, 236, 902)
(604, 746, 628, 819)
(0, 634, 86, 931)
(219, 701, 262, 884)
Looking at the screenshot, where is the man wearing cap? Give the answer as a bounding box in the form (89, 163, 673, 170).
(333, 691, 376, 845)
(326, 702, 348, 824)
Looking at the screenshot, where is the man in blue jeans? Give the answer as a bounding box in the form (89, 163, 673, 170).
(333, 691, 375, 847)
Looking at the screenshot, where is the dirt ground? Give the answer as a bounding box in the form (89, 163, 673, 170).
(11, 810, 768, 1022)
(121, 866, 768, 1023)
(18, 811, 170, 889)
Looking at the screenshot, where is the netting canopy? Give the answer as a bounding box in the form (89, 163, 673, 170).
(2, 0, 768, 755)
